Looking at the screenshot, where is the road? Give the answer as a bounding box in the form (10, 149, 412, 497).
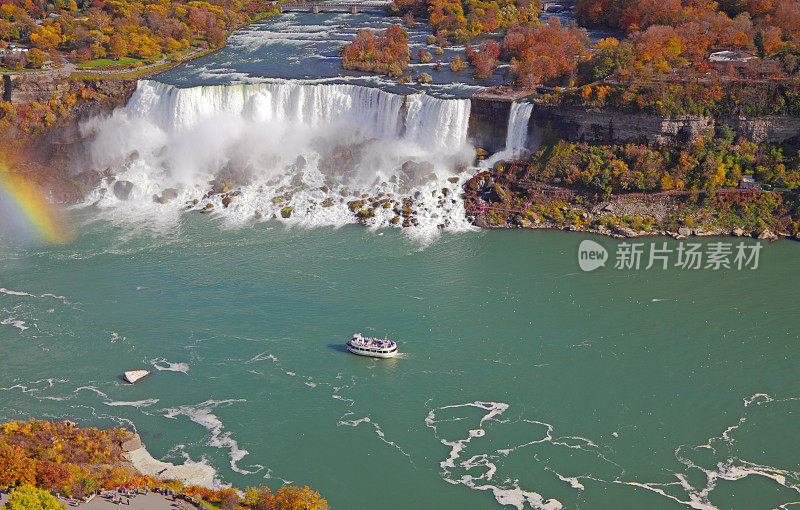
(2, 48, 206, 78)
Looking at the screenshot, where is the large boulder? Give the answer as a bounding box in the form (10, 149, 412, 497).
(757, 228, 777, 240)
(121, 433, 142, 452)
(488, 183, 513, 205)
(153, 188, 179, 204)
(113, 180, 134, 201)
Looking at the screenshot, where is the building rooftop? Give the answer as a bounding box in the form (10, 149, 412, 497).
(709, 50, 756, 63)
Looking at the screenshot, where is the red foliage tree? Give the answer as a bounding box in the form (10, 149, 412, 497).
(340, 25, 410, 77)
(501, 18, 590, 87)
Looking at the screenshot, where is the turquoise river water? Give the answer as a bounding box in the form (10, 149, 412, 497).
(1, 8, 799, 508)
(1, 211, 799, 509)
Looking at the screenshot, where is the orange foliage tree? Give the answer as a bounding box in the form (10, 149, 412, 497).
(340, 25, 410, 77)
(501, 18, 590, 87)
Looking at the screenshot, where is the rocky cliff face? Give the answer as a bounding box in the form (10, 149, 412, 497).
(1, 73, 136, 108)
(1, 74, 137, 202)
(467, 96, 800, 152)
(468, 97, 512, 153)
(721, 115, 800, 144)
(3, 73, 75, 104)
(530, 104, 800, 145)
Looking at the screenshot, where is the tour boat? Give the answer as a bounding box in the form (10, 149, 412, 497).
(346, 333, 398, 358)
(123, 370, 151, 384)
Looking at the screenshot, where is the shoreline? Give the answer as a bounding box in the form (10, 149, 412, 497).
(473, 220, 792, 241)
(465, 162, 799, 242)
(0, 419, 327, 508)
(125, 445, 221, 489)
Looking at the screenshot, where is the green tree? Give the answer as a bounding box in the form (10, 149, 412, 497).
(4, 485, 65, 510)
(585, 38, 635, 81)
(754, 29, 765, 58)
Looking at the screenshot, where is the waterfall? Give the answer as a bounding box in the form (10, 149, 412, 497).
(126, 80, 470, 147)
(404, 93, 471, 150)
(505, 102, 534, 151)
(81, 80, 476, 237)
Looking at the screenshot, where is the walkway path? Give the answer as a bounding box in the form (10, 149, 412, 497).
(2, 48, 205, 78)
(0, 490, 195, 509)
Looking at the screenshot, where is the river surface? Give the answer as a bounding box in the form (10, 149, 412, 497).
(2, 8, 799, 510)
(158, 10, 503, 98)
(2, 214, 799, 509)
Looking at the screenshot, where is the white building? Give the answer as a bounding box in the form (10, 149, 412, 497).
(709, 50, 756, 63)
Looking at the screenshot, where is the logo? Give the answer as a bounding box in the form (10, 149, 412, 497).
(578, 240, 608, 272)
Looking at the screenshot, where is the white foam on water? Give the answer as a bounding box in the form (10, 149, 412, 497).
(613, 393, 800, 509)
(744, 393, 774, 407)
(0, 288, 32, 297)
(245, 351, 279, 364)
(551, 471, 585, 491)
(163, 399, 261, 475)
(0, 287, 69, 302)
(1, 316, 29, 332)
(127, 446, 221, 488)
(0, 378, 68, 395)
(105, 398, 160, 408)
(338, 413, 412, 460)
(75, 385, 110, 399)
(150, 358, 190, 373)
(426, 401, 564, 509)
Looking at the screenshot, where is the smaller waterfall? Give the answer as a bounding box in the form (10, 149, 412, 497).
(505, 102, 534, 152)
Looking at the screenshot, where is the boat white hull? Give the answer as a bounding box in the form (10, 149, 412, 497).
(347, 345, 398, 358)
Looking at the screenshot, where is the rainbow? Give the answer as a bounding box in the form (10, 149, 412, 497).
(0, 170, 72, 244)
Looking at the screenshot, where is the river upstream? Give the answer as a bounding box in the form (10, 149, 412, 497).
(2, 9, 800, 510)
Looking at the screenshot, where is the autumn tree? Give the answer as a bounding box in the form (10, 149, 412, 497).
(582, 37, 635, 81)
(244, 485, 327, 510)
(502, 18, 590, 87)
(26, 47, 46, 67)
(340, 25, 410, 77)
(466, 39, 499, 79)
(108, 32, 127, 60)
(4, 485, 65, 510)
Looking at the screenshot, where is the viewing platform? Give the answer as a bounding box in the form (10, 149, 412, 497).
(277, 1, 391, 13)
(471, 85, 537, 103)
(542, 0, 574, 12)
